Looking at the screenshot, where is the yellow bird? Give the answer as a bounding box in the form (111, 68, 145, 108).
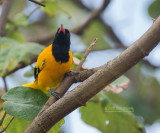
(23, 24, 73, 97)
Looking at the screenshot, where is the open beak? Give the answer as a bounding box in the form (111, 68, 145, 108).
(58, 24, 65, 34)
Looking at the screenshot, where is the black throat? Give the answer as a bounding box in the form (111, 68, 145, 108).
(52, 44, 70, 63)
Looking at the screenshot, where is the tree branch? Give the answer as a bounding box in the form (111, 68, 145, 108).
(23, 16, 160, 133)
(0, 0, 14, 36)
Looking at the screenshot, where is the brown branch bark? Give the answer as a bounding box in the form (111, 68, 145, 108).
(0, 0, 14, 36)
(24, 16, 160, 133)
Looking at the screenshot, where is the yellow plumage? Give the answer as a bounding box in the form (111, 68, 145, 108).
(23, 44, 73, 92)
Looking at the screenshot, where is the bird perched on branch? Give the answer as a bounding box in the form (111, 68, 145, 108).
(23, 24, 73, 98)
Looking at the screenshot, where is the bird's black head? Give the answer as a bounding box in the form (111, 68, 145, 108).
(52, 24, 71, 63)
(53, 24, 71, 47)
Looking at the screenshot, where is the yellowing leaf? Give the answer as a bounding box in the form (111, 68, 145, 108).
(104, 75, 130, 94)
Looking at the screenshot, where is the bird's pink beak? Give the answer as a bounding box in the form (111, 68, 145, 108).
(59, 24, 65, 34)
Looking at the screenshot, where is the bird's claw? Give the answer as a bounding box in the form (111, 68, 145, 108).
(49, 89, 61, 99)
(64, 71, 79, 77)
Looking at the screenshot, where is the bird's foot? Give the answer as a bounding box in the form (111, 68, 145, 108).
(64, 71, 79, 78)
(49, 89, 61, 99)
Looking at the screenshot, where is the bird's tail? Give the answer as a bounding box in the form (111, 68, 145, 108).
(23, 82, 39, 90)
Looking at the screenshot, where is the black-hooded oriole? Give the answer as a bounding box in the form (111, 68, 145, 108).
(23, 24, 73, 93)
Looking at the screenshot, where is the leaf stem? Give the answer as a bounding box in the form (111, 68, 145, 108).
(75, 38, 98, 71)
(0, 117, 14, 133)
(0, 112, 7, 126)
(27, 6, 40, 19)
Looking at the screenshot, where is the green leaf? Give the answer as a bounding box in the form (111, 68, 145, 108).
(0, 37, 45, 77)
(0, 37, 18, 48)
(73, 53, 83, 60)
(81, 20, 110, 51)
(42, 1, 59, 16)
(8, 29, 26, 43)
(40, 0, 71, 18)
(13, 13, 28, 26)
(80, 93, 145, 133)
(148, 0, 160, 18)
(2, 87, 49, 121)
(48, 119, 65, 133)
(3, 116, 31, 133)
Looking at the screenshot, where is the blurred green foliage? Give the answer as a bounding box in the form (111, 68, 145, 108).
(0, 37, 45, 77)
(81, 20, 110, 50)
(148, 0, 160, 18)
(80, 92, 145, 133)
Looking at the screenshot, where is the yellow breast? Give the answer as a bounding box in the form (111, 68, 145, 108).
(35, 44, 73, 92)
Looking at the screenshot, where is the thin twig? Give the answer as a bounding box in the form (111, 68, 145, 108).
(2, 77, 8, 92)
(29, 0, 46, 7)
(73, 57, 87, 70)
(0, 117, 14, 133)
(27, 6, 40, 19)
(75, 38, 98, 71)
(0, 112, 7, 126)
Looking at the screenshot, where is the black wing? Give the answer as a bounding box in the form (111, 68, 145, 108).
(34, 67, 41, 79)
